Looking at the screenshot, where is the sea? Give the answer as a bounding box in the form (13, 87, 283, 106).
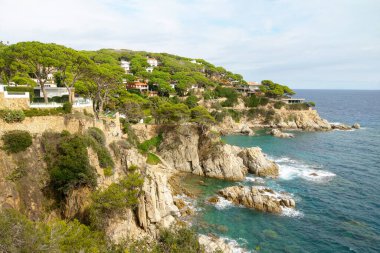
(186, 90, 380, 253)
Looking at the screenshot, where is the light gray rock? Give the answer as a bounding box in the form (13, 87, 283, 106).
(199, 234, 247, 253)
(238, 147, 279, 177)
(218, 185, 296, 213)
(331, 123, 352, 130)
(270, 129, 294, 138)
(352, 123, 360, 129)
(240, 124, 254, 136)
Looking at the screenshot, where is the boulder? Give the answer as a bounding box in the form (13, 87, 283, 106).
(240, 124, 254, 136)
(270, 129, 294, 138)
(352, 123, 360, 129)
(199, 234, 246, 253)
(238, 147, 279, 177)
(218, 186, 296, 213)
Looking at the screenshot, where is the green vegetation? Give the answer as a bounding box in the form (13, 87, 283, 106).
(1, 130, 32, 153)
(62, 101, 72, 113)
(0, 109, 25, 123)
(89, 171, 144, 229)
(146, 152, 161, 165)
(260, 80, 295, 98)
(0, 209, 107, 252)
(274, 101, 286, 109)
(214, 86, 239, 107)
(42, 132, 97, 196)
(23, 108, 66, 117)
(243, 94, 269, 108)
(87, 127, 106, 145)
(137, 134, 163, 153)
(286, 103, 311, 110)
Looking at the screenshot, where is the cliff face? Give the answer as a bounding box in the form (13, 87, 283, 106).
(215, 107, 331, 135)
(0, 116, 179, 244)
(158, 125, 278, 181)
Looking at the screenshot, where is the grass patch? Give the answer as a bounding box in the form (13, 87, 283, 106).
(146, 152, 161, 165)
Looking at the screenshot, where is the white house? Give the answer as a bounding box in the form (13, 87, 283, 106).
(120, 60, 130, 73)
(147, 58, 158, 67)
(146, 66, 154, 73)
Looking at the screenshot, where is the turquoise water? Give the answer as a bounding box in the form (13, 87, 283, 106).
(192, 90, 380, 252)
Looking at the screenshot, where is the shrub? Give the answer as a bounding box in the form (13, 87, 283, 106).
(274, 101, 286, 109)
(227, 109, 242, 122)
(2, 130, 32, 153)
(42, 133, 97, 196)
(137, 134, 163, 154)
(87, 127, 106, 145)
(62, 102, 72, 113)
(264, 109, 276, 123)
(0, 209, 107, 253)
(0, 110, 25, 123)
(23, 108, 64, 117)
(89, 172, 144, 229)
(103, 167, 113, 177)
(244, 95, 269, 108)
(146, 153, 161, 165)
(85, 135, 114, 169)
(286, 103, 310, 110)
(120, 118, 139, 146)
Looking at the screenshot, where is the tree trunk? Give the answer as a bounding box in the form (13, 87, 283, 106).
(40, 82, 48, 104)
(66, 86, 73, 103)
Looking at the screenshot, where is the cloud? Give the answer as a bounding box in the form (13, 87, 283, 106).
(1, 0, 379, 89)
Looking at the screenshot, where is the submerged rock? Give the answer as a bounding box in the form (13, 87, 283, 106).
(218, 186, 296, 213)
(270, 129, 295, 138)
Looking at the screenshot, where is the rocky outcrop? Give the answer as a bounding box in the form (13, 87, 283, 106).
(331, 123, 352, 130)
(218, 186, 295, 213)
(240, 124, 254, 136)
(158, 125, 278, 181)
(352, 123, 360, 129)
(270, 128, 294, 138)
(238, 147, 279, 177)
(271, 109, 331, 131)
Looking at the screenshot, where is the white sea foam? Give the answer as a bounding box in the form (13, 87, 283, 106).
(281, 207, 304, 218)
(274, 157, 336, 182)
(245, 176, 266, 184)
(214, 196, 234, 210)
(219, 237, 251, 253)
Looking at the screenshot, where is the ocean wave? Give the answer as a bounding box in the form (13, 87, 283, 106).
(219, 236, 251, 253)
(274, 157, 336, 182)
(214, 196, 235, 210)
(281, 207, 304, 218)
(245, 176, 266, 184)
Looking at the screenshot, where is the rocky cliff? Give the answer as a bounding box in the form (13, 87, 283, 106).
(158, 125, 278, 181)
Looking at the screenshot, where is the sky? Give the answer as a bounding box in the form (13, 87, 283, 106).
(1, 0, 380, 89)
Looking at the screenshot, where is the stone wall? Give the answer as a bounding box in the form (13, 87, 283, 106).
(0, 92, 30, 110)
(0, 114, 122, 142)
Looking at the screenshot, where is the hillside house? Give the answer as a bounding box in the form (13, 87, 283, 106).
(146, 66, 154, 73)
(235, 81, 261, 95)
(147, 58, 158, 67)
(127, 81, 149, 92)
(120, 60, 130, 73)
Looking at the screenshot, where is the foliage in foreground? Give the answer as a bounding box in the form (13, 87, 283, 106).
(1, 130, 32, 153)
(0, 209, 107, 253)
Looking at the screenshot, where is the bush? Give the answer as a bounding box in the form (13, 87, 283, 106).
(103, 167, 113, 177)
(286, 103, 310, 110)
(62, 101, 72, 113)
(85, 135, 114, 169)
(244, 95, 269, 108)
(42, 133, 97, 196)
(23, 108, 64, 117)
(274, 101, 286, 109)
(146, 153, 161, 165)
(0, 110, 25, 123)
(211, 110, 229, 122)
(137, 134, 163, 153)
(2, 130, 32, 153)
(227, 109, 242, 122)
(87, 127, 106, 145)
(0, 209, 107, 253)
(89, 172, 144, 229)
